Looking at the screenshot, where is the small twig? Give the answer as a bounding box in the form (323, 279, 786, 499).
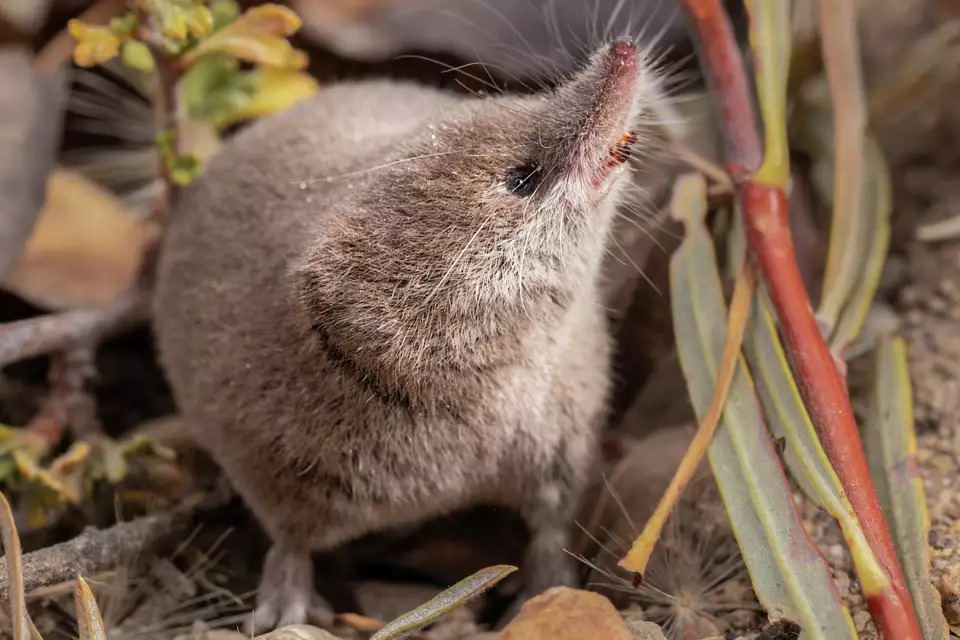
(0, 289, 148, 370)
(336, 612, 386, 632)
(680, 1, 762, 180)
(916, 212, 960, 243)
(0, 511, 189, 603)
(0, 492, 32, 640)
(131, 0, 185, 223)
(26, 344, 101, 445)
(669, 141, 734, 192)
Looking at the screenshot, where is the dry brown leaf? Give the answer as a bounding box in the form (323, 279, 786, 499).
(3, 169, 153, 310)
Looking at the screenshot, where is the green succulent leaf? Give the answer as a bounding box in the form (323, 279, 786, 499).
(75, 577, 108, 640)
(108, 11, 139, 37)
(121, 40, 156, 73)
(170, 153, 204, 186)
(865, 338, 950, 640)
(210, 0, 241, 30)
(669, 173, 857, 639)
(180, 54, 258, 123)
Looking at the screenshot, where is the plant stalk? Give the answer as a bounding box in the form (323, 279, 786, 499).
(677, 1, 921, 637)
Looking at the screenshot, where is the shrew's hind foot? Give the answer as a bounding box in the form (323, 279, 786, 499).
(246, 545, 334, 634)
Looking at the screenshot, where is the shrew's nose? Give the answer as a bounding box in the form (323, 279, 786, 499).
(612, 36, 635, 57)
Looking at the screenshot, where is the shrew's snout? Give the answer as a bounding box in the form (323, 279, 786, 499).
(605, 35, 639, 78)
(611, 36, 637, 56)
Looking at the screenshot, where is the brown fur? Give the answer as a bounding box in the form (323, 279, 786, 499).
(153, 39, 662, 630)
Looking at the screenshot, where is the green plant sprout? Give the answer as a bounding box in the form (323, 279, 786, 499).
(69, 0, 318, 187)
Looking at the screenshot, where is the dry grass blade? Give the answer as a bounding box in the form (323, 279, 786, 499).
(369, 565, 517, 640)
(668, 173, 856, 638)
(619, 200, 756, 577)
(335, 612, 386, 632)
(0, 490, 37, 640)
(793, 90, 892, 356)
(815, 0, 868, 339)
(864, 338, 950, 640)
(916, 214, 960, 244)
(74, 576, 107, 640)
(805, 0, 893, 357)
(826, 137, 890, 354)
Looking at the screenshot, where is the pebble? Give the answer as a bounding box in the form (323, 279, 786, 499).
(726, 609, 756, 629)
(833, 571, 851, 595)
(828, 543, 846, 566)
(852, 610, 873, 633)
(626, 621, 667, 640)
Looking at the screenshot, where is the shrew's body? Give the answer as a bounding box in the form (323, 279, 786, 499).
(154, 38, 660, 629)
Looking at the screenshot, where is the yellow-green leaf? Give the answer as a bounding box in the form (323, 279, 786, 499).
(100, 439, 128, 484)
(13, 449, 77, 503)
(214, 67, 319, 128)
(670, 173, 857, 638)
(746, 0, 791, 188)
(185, 5, 215, 39)
(0, 490, 35, 640)
(147, 0, 189, 40)
(0, 425, 48, 458)
(48, 441, 91, 477)
(74, 577, 107, 640)
(182, 3, 307, 69)
(68, 20, 121, 67)
(210, 0, 241, 30)
(370, 565, 517, 640)
(121, 40, 156, 73)
(179, 54, 258, 123)
(744, 289, 889, 599)
(170, 153, 203, 186)
(120, 433, 176, 461)
(108, 12, 139, 37)
(865, 338, 950, 640)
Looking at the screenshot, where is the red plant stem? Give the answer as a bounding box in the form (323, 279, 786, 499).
(679, 1, 922, 638)
(681, 0, 762, 178)
(743, 186, 920, 639)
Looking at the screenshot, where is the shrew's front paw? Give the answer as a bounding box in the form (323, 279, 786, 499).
(246, 545, 334, 634)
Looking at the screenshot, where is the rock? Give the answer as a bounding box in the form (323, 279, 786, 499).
(254, 625, 342, 640)
(627, 620, 668, 640)
(493, 588, 631, 640)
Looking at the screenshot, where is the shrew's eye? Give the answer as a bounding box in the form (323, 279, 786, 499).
(504, 164, 542, 197)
